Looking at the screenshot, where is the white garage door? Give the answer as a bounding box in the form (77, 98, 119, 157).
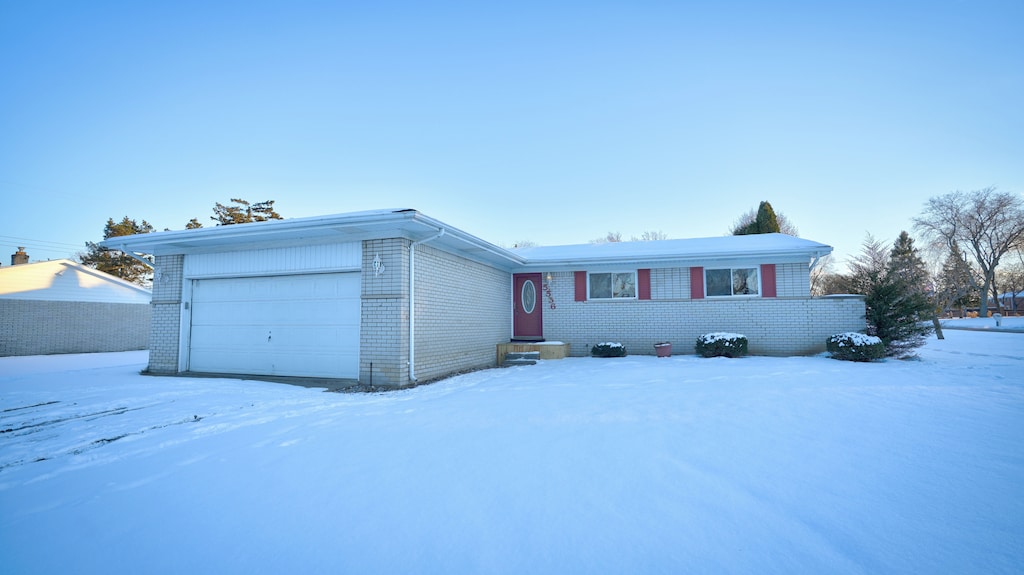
(188, 273, 360, 378)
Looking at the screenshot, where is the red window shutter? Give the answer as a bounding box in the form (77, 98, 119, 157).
(690, 267, 704, 299)
(574, 271, 587, 301)
(761, 264, 777, 298)
(638, 269, 651, 300)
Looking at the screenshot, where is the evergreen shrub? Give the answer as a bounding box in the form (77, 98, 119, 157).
(826, 332, 885, 362)
(591, 342, 627, 357)
(695, 333, 748, 358)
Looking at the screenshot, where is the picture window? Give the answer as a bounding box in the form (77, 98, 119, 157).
(588, 272, 636, 299)
(705, 268, 759, 297)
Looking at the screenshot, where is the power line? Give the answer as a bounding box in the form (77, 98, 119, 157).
(0, 235, 84, 250)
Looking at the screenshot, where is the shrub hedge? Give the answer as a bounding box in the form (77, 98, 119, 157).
(591, 342, 627, 357)
(695, 333, 748, 358)
(826, 332, 885, 362)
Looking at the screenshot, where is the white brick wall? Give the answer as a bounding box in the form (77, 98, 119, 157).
(0, 300, 150, 356)
(406, 243, 510, 383)
(147, 254, 184, 374)
(776, 262, 811, 297)
(358, 240, 510, 387)
(143, 247, 853, 383)
(541, 269, 865, 356)
(360, 239, 410, 386)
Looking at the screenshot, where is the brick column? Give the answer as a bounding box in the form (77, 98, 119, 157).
(147, 254, 184, 374)
(360, 239, 410, 386)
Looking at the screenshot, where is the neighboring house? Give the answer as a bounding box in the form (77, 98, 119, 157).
(104, 209, 865, 387)
(0, 258, 152, 357)
(998, 291, 1023, 315)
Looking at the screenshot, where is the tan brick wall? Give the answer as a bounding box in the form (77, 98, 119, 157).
(0, 300, 150, 357)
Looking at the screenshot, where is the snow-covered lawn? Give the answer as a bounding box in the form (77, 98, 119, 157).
(2, 328, 1022, 574)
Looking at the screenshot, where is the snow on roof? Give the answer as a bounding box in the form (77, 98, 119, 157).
(0, 259, 151, 303)
(511, 233, 831, 268)
(104, 208, 832, 270)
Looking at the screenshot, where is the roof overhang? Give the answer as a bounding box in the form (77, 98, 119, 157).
(102, 211, 832, 273)
(510, 234, 833, 271)
(101, 209, 527, 271)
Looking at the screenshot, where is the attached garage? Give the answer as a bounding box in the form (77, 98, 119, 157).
(188, 272, 360, 378)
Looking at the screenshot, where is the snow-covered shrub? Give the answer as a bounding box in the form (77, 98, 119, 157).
(695, 333, 748, 358)
(591, 342, 627, 357)
(827, 332, 885, 362)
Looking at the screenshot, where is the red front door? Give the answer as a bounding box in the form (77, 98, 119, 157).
(512, 273, 543, 341)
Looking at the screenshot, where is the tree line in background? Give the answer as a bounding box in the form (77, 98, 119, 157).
(78, 199, 282, 286)
(814, 187, 1024, 355)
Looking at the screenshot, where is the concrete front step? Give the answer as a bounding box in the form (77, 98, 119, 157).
(495, 342, 570, 366)
(502, 359, 538, 367)
(504, 351, 540, 361)
(502, 351, 540, 368)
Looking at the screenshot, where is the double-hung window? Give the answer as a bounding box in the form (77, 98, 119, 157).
(588, 271, 636, 299)
(705, 267, 759, 297)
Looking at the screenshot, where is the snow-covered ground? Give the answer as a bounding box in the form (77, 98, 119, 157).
(2, 325, 1022, 574)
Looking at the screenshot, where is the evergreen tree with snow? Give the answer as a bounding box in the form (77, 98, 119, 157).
(79, 217, 154, 286)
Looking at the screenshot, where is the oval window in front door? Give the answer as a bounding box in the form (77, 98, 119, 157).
(522, 279, 537, 314)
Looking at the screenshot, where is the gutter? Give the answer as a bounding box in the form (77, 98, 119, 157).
(408, 226, 446, 383)
(406, 211, 525, 268)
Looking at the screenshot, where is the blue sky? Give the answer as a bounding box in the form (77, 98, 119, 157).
(2, 1, 1021, 269)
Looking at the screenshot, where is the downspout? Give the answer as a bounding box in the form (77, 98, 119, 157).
(119, 246, 155, 269)
(809, 250, 828, 272)
(409, 227, 445, 383)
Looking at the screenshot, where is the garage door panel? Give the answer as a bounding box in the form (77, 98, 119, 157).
(188, 273, 360, 378)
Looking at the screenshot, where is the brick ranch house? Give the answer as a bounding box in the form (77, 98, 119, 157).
(105, 209, 865, 387)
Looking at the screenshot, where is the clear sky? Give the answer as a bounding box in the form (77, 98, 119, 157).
(2, 1, 1022, 270)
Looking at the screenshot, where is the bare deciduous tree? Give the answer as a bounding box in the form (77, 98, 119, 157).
(913, 187, 1024, 316)
(632, 230, 668, 241)
(810, 254, 835, 296)
(590, 231, 623, 244)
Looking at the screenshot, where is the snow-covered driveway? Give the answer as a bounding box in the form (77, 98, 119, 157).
(2, 328, 1022, 574)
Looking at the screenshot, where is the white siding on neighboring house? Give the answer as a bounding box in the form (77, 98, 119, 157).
(0, 260, 151, 357)
(0, 260, 151, 303)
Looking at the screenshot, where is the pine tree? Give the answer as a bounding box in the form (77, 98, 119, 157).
(185, 218, 204, 229)
(79, 217, 154, 286)
(211, 199, 283, 225)
(935, 244, 979, 316)
(733, 201, 783, 235)
(847, 234, 933, 358)
(884, 231, 935, 351)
